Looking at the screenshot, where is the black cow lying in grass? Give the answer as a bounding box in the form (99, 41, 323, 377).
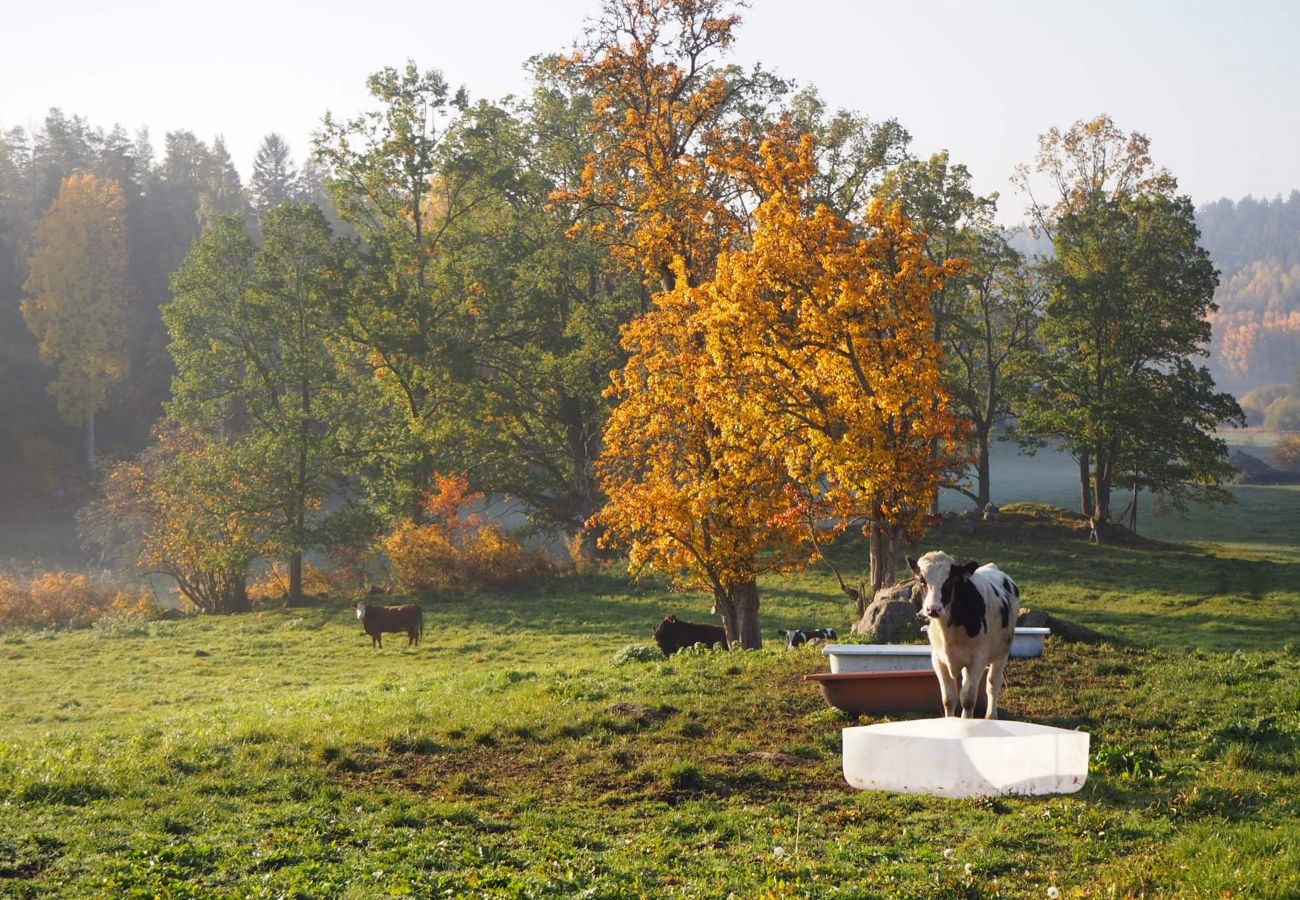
(354, 602, 423, 649)
(653, 615, 729, 655)
(779, 627, 838, 648)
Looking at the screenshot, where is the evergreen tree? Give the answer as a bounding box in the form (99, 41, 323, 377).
(249, 133, 297, 217)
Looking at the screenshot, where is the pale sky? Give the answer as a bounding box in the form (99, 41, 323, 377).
(5, 0, 1298, 224)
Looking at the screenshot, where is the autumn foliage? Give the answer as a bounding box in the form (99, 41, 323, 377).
(0, 571, 155, 631)
(383, 474, 552, 594)
(565, 1, 957, 646)
(697, 137, 964, 573)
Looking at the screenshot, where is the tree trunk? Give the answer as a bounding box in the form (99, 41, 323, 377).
(976, 428, 992, 509)
(1093, 457, 1111, 522)
(713, 587, 739, 648)
(1128, 481, 1139, 533)
(868, 523, 900, 593)
(1078, 452, 1093, 518)
(86, 411, 97, 473)
(288, 552, 304, 604)
(731, 579, 762, 650)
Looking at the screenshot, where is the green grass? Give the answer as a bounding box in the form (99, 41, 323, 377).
(2, 488, 1299, 896)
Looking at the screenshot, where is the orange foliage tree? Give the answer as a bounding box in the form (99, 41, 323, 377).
(82, 422, 262, 614)
(697, 135, 963, 595)
(22, 173, 134, 472)
(558, 0, 808, 648)
(565, 1, 957, 643)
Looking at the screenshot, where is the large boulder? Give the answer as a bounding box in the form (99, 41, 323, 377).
(1017, 607, 1104, 644)
(852, 581, 924, 642)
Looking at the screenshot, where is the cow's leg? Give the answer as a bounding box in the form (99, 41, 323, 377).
(959, 656, 987, 719)
(933, 657, 961, 717)
(984, 654, 1009, 720)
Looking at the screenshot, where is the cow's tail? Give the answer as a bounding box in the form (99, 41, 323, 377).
(417, 607, 424, 646)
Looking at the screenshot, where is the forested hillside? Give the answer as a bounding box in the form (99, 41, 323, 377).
(0, 115, 331, 503)
(1198, 192, 1300, 394)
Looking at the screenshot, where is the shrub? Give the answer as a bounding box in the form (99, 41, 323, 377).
(0, 571, 157, 630)
(246, 561, 350, 605)
(613, 643, 661, 665)
(382, 474, 553, 594)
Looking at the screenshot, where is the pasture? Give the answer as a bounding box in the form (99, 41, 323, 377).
(2, 476, 1300, 896)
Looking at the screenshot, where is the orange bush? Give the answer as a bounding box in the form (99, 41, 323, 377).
(383, 475, 552, 594)
(0, 571, 157, 630)
(246, 561, 355, 606)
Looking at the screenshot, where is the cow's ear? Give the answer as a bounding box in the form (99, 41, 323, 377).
(906, 556, 921, 576)
(665, 615, 676, 622)
(960, 561, 980, 577)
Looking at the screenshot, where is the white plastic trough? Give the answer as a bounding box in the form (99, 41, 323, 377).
(1010, 626, 1051, 658)
(822, 643, 932, 674)
(903, 625, 1052, 659)
(842, 717, 1090, 798)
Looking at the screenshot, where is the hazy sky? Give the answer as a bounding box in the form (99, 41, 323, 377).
(6, 0, 1298, 223)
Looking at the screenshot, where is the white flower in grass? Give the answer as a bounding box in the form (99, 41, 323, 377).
(1047, 887, 1061, 899)
(942, 848, 955, 860)
(964, 863, 973, 875)
(772, 846, 786, 859)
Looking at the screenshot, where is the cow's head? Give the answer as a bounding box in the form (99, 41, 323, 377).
(908, 552, 979, 620)
(354, 602, 367, 622)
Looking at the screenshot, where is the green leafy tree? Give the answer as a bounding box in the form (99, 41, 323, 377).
(166, 206, 377, 603)
(1018, 189, 1243, 525)
(436, 68, 642, 556)
(1014, 115, 1242, 521)
(314, 62, 481, 517)
(878, 152, 1045, 508)
(22, 173, 134, 471)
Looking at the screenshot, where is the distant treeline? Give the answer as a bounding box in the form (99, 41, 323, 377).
(0, 114, 333, 500)
(1197, 192, 1300, 394)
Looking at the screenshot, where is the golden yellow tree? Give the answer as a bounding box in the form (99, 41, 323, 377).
(22, 173, 133, 471)
(698, 135, 965, 595)
(597, 263, 812, 647)
(560, 0, 804, 648)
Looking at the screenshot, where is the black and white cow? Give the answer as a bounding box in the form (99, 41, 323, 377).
(778, 628, 838, 648)
(908, 551, 1020, 720)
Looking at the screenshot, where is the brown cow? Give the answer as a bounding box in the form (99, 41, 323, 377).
(354, 602, 423, 648)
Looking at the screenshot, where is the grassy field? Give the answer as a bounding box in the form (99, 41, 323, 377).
(2, 471, 1300, 896)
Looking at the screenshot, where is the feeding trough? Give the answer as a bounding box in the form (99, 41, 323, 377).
(803, 670, 941, 715)
(910, 626, 1052, 659)
(821, 643, 932, 674)
(1010, 627, 1051, 658)
(842, 717, 1090, 798)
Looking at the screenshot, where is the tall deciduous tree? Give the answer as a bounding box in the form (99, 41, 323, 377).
(1015, 121, 1242, 525)
(22, 173, 134, 471)
(559, 0, 797, 647)
(166, 207, 376, 603)
(315, 62, 482, 516)
(698, 136, 962, 596)
(441, 73, 641, 553)
(879, 153, 1045, 508)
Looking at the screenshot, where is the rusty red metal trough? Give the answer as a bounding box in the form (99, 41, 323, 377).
(803, 669, 943, 716)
